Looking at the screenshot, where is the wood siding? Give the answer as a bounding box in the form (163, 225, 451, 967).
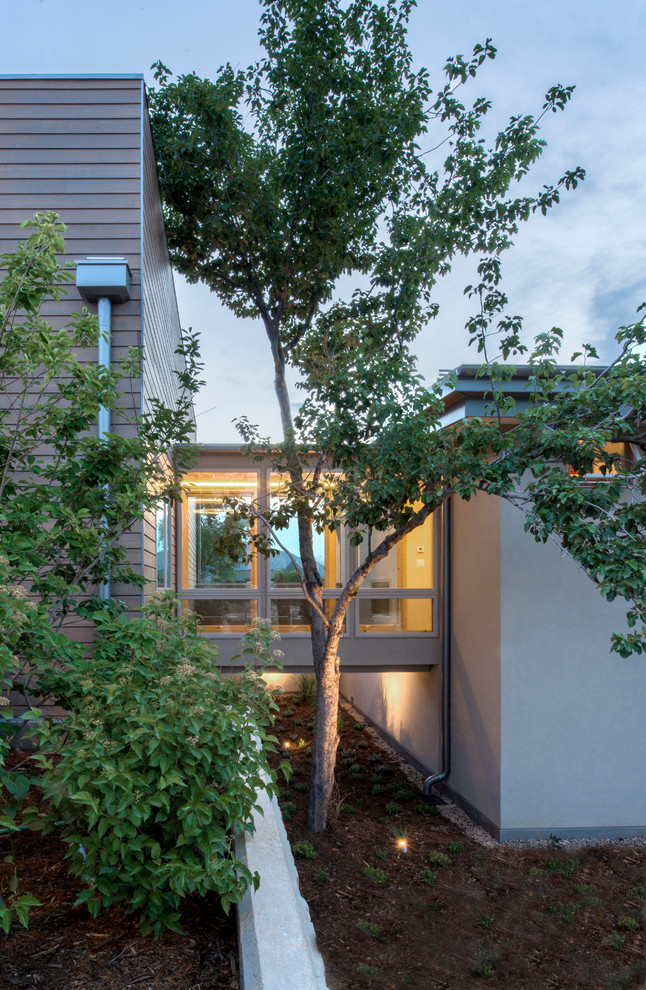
(0, 77, 144, 619)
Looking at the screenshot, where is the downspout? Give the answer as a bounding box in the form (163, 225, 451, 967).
(76, 257, 132, 602)
(422, 496, 451, 802)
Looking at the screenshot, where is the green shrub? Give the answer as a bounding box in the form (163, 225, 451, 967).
(418, 867, 437, 885)
(357, 919, 381, 937)
(281, 801, 296, 821)
(617, 916, 639, 932)
(385, 802, 403, 816)
(35, 603, 281, 937)
(314, 867, 331, 884)
(338, 802, 357, 814)
(362, 866, 387, 887)
(428, 851, 451, 868)
(298, 674, 317, 707)
(293, 841, 317, 860)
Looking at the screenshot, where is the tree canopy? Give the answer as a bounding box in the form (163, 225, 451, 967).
(149, 0, 646, 830)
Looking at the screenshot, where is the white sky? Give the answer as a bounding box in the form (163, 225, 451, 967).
(3, 0, 645, 441)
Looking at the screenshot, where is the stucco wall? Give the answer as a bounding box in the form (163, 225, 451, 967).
(499, 497, 646, 837)
(339, 669, 442, 772)
(449, 492, 502, 829)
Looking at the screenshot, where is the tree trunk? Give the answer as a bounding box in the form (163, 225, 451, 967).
(306, 629, 341, 833)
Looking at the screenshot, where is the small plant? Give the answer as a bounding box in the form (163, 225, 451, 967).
(367, 753, 382, 765)
(559, 857, 579, 877)
(479, 913, 495, 928)
(293, 781, 308, 792)
(471, 960, 495, 979)
(294, 718, 303, 726)
(415, 802, 438, 817)
(371, 783, 393, 796)
(544, 902, 579, 923)
(446, 842, 463, 854)
(633, 884, 646, 898)
(314, 867, 331, 884)
(428, 851, 451, 868)
(338, 802, 357, 814)
(357, 740, 369, 749)
(281, 801, 296, 821)
(284, 706, 295, 717)
(375, 846, 389, 861)
(337, 709, 348, 734)
(547, 833, 562, 851)
(293, 841, 317, 860)
(616, 916, 639, 932)
(393, 785, 414, 802)
(357, 964, 382, 979)
(362, 866, 388, 887)
(418, 867, 437, 885)
(353, 722, 365, 731)
(298, 674, 317, 707)
(357, 919, 382, 937)
(341, 747, 356, 759)
(607, 931, 626, 950)
(385, 802, 403, 816)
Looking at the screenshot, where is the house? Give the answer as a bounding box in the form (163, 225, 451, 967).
(0, 73, 193, 625)
(175, 367, 646, 841)
(2, 77, 644, 842)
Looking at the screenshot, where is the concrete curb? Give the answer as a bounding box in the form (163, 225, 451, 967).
(235, 771, 329, 990)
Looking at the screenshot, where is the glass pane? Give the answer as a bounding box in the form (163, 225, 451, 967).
(359, 598, 433, 633)
(358, 513, 433, 589)
(269, 475, 342, 588)
(270, 598, 345, 633)
(184, 598, 257, 633)
(183, 472, 257, 588)
(156, 503, 169, 588)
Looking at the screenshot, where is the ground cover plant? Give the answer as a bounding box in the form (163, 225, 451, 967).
(270, 694, 646, 990)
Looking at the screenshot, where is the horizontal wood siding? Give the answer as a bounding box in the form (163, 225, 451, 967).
(0, 77, 145, 614)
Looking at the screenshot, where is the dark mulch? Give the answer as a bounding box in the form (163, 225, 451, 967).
(270, 695, 646, 990)
(1, 752, 239, 990)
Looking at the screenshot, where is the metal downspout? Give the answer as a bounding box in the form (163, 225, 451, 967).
(97, 296, 112, 601)
(422, 496, 451, 801)
(76, 256, 131, 605)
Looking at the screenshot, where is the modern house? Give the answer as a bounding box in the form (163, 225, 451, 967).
(0, 73, 193, 623)
(1, 76, 644, 841)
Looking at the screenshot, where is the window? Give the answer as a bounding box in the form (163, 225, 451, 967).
(569, 442, 632, 480)
(356, 512, 434, 633)
(155, 501, 172, 589)
(179, 467, 438, 639)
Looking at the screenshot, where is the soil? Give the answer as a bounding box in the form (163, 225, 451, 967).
(0, 752, 239, 990)
(270, 695, 646, 990)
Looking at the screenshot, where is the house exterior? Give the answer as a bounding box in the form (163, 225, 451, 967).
(0, 74, 193, 623)
(2, 78, 644, 842)
(340, 367, 646, 840)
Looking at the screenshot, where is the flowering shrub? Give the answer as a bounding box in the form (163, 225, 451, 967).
(34, 596, 283, 937)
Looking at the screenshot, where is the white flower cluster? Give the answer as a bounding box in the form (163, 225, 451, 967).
(0, 696, 10, 707)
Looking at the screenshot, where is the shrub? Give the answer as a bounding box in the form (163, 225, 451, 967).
(362, 866, 387, 887)
(292, 841, 317, 860)
(35, 601, 281, 937)
(298, 674, 317, 707)
(617, 917, 639, 932)
(428, 851, 451, 868)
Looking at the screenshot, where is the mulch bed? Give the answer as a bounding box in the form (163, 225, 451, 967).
(0, 752, 239, 990)
(270, 694, 646, 990)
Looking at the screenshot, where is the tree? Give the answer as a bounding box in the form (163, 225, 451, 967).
(0, 216, 285, 936)
(149, 0, 646, 832)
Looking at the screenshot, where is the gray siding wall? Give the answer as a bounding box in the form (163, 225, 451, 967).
(0, 76, 145, 622)
(140, 104, 193, 592)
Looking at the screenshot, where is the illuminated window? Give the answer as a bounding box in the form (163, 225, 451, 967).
(155, 501, 172, 589)
(181, 473, 257, 589)
(569, 442, 631, 479)
(179, 468, 438, 640)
